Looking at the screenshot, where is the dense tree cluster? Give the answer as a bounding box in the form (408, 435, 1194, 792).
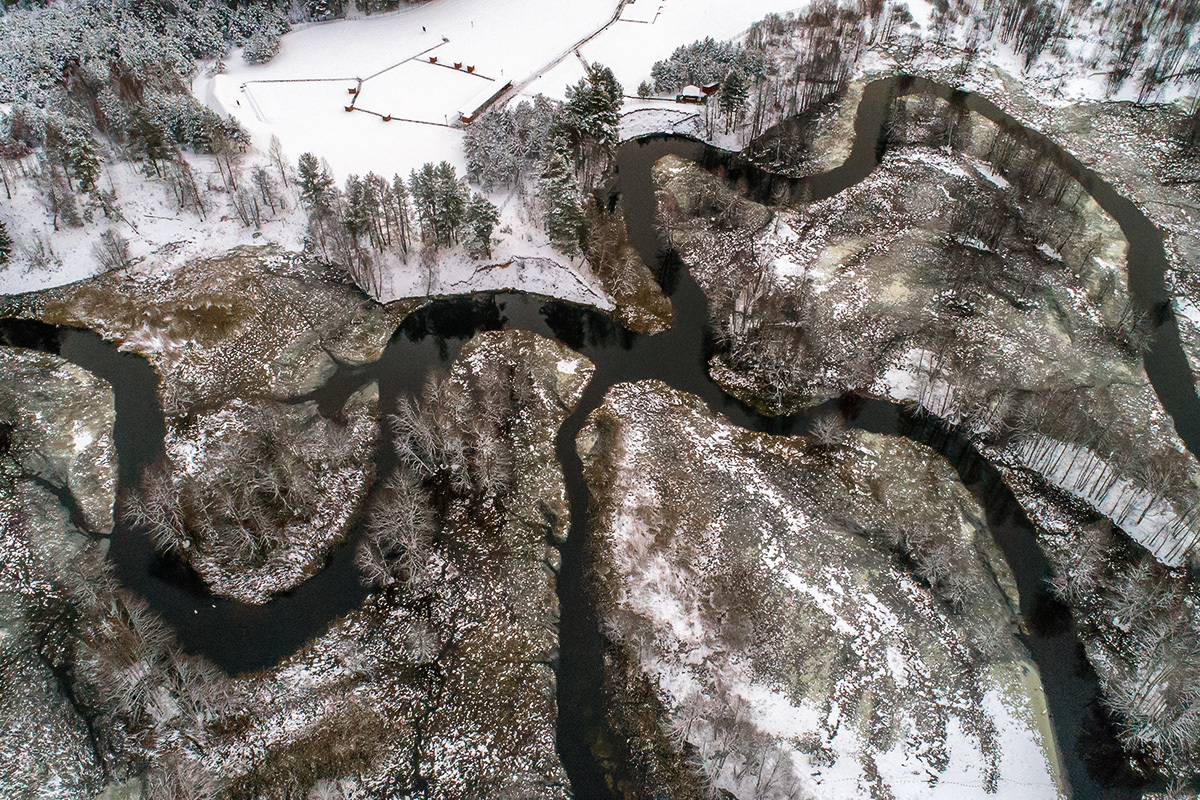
(463, 64, 625, 263)
(463, 95, 560, 192)
(356, 343, 553, 587)
(296, 153, 498, 295)
(540, 64, 624, 255)
(654, 3, 901, 143)
(937, 0, 1200, 97)
(649, 37, 765, 94)
(125, 399, 368, 579)
(357, 352, 545, 580)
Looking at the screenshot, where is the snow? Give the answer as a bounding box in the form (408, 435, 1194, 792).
(524, 0, 811, 101)
(0, 152, 305, 295)
(595, 386, 1062, 800)
(375, 189, 613, 308)
(203, 0, 620, 182)
(71, 424, 94, 453)
(618, 102, 701, 140)
(1008, 434, 1198, 566)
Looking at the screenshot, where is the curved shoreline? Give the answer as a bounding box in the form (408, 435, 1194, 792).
(2, 75, 1187, 798)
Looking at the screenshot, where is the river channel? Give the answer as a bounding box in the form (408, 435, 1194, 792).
(4, 75, 1190, 798)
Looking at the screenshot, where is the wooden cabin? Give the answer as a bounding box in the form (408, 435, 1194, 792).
(675, 85, 705, 104)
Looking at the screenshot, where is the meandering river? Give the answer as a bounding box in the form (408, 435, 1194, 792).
(4, 75, 1190, 798)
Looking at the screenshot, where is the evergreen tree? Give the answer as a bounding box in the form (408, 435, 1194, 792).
(297, 152, 335, 217)
(391, 174, 412, 253)
(564, 63, 623, 158)
(410, 161, 467, 248)
(0, 220, 12, 266)
(539, 142, 583, 257)
(344, 175, 373, 243)
(464, 193, 500, 258)
(242, 28, 282, 65)
(363, 172, 391, 250)
(306, 0, 344, 20)
(59, 127, 101, 193)
(719, 69, 749, 132)
(433, 162, 466, 245)
(409, 162, 440, 245)
(127, 113, 170, 176)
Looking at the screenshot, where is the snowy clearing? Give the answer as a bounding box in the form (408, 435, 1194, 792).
(202, 0, 621, 181)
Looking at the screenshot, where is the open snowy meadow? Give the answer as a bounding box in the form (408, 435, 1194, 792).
(202, 0, 819, 181)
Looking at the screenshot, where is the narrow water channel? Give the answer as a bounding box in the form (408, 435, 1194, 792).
(2, 75, 1188, 798)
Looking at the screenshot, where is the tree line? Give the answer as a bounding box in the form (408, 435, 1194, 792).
(295, 154, 499, 298)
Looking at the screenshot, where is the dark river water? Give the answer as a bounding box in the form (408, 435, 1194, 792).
(3, 75, 1189, 798)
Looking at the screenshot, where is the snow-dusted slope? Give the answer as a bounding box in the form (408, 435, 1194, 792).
(581, 381, 1065, 800)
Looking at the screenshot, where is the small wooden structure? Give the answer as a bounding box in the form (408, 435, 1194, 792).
(382, 115, 392, 122)
(348, 87, 358, 94)
(702, 82, 720, 96)
(466, 65, 476, 73)
(459, 80, 513, 124)
(430, 56, 438, 64)
(675, 85, 705, 104)
(454, 62, 463, 70)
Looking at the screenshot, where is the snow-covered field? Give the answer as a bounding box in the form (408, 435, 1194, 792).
(201, 0, 622, 181)
(203, 0, 822, 181)
(523, 0, 810, 101)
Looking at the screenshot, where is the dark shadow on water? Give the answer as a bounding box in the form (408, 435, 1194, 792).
(2, 72, 1187, 799)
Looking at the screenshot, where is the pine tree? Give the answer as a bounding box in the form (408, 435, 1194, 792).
(719, 69, 749, 133)
(391, 174, 412, 253)
(0, 220, 12, 266)
(433, 162, 466, 246)
(410, 162, 467, 248)
(307, 0, 344, 20)
(127, 113, 170, 176)
(61, 127, 101, 193)
(565, 64, 623, 159)
(464, 193, 500, 258)
(409, 162, 439, 245)
(297, 153, 335, 217)
(344, 175, 373, 244)
(242, 30, 281, 64)
(539, 143, 583, 257)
